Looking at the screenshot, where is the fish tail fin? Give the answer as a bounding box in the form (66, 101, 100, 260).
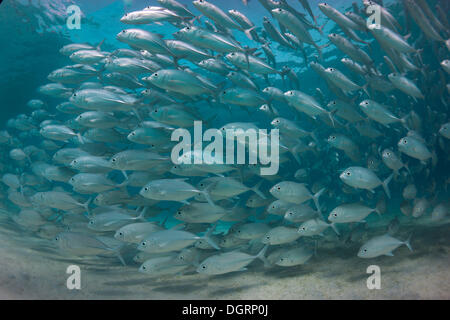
(82, 197, 92, 215)
(400, 114, 411, 130)
(362, 83, 370, 98)
(132, 107, 143, 121)
(160, 214, 169, 228)
(189, 14, 202, 25)
(95, 39, 105, 51)
(404, 162, 412, 175)
(292, 150, 302, 166)
(404, 233, 413, 252)
(373, 207, 382, 217)
(267, 103, 279, 117)
(318, 19, 329, 36)
(244, 26, 256, 41)
(329, 222, 340, 235)
(382, 173, 394, 199)
(312, 188, 326, 213)
(116, 251, 126, 266)
(255, 244, 269, 266)
(105, 244, 126, 266)
(76, 133, 85, 145)
(200, 182, 216, 207)
(202, 222, 220, 250)
(137, 207, 148, 221)
(328, 109, 338, 128)
(310, 130, 320, 144)
(250, 180, 266, 199)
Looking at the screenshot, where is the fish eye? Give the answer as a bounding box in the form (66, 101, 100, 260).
(144, 187, 149, 191)
(277, 186, 281, 190)
(89, 220, 94, 225)
(141, 242, 146, 246)
(333, 213, 337, 217)
(363, 249, 367, 252)
(73, 93, 77, 97)
(346, 172, 351, 176)
(119, 232, 123, 236)
(186, 27, 190, 30)
(266, 236, 270, 240)
(131, 132, 135, 136)
(301, 227, 306, 230)
(154, 109, 158, 113)
(402, 139, 407, 144)
(111, 158, 116, 162)
(54, 236, 59, 241)
(365, 101, 369, 105)
(202, 265, 206, 269)
(73, 160, 77, 163)
(176, 211, 182, 215)
(222, 91, 227, 95)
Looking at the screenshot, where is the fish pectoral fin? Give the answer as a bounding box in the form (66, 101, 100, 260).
(103, 220, 118, 227)
(238, 268, 248, 272)
(385, 252, 394, 257)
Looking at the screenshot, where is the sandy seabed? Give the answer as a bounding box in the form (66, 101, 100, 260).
(0, 216, 449, 300)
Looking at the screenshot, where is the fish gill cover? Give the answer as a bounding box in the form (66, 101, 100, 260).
(0, 0, 449, 299)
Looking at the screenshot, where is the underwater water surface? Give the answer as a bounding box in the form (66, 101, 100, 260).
(0, 0, 449, 300)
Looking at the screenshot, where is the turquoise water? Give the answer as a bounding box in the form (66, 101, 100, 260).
(0, 0, 449, 299)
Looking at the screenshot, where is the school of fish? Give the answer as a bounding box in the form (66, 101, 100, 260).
(0, 0, 449, 277)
